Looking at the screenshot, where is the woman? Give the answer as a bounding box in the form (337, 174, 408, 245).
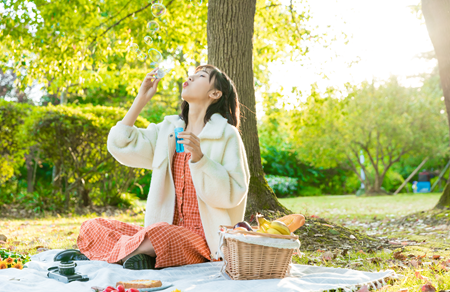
(74, 65, 250, 270)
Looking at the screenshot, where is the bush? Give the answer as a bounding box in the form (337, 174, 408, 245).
(30, 104, 151, 209)
(0, 100, 34, 184)
(265, 174, 299, 197)
(0, 101, 161, 214)
(261, 145, 356, 195)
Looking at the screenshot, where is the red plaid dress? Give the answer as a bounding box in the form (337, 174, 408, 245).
(76, 151, 211, 268)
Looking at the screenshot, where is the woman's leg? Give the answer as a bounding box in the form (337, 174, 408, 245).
(77, 217, 144, 264)
(116, 237, 156, 264)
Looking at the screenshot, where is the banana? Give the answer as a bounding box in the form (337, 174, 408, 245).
(255, 213, 291, 235)
(266, 228, 282, 235)
(256, 213, 271, 232)
(270, 221, 291, 235)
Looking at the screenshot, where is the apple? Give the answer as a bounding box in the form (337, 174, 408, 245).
(233, 221, 252, 231)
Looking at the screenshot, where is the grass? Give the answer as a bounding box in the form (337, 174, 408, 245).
(1, 193, 449, 291)
(280, 193, 441, 221)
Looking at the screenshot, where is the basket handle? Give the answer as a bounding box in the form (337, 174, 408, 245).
(219, 225, 299, 240)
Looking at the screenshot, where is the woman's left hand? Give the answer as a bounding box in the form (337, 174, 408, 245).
(177, 131, 204, 163)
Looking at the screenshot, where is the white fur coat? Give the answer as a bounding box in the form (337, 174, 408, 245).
(106, 112, 250, 260)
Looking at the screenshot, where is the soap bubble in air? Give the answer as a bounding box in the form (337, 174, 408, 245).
(151, 3, 166, 17)
(147, 21, 159, 33)
(137, 51, 147, 61)
(190, 0, 203, 6)
(144, 36, 153, 45)
(147, 48, 163, 65)
(128, 43, 139, 52)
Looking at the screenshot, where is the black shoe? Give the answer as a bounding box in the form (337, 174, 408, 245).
(53, 249, 90, 262)
(122, 254, 156, 270)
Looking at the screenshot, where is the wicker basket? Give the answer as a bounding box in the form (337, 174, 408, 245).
(219, 225, 300, 280)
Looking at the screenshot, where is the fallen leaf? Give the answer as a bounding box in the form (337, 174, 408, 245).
(410, 259, 420, 268)
(356, 285, 369, 292)
(393, 251, 407, 261)
(415, 270, 429, 281)
(398, 289, 408, 292)
(322, 251, 333, 261)
(421, 283, 436, 292)
(0, 234, 7, 241)
(37, 247, 51, 253)
(328, 229, 339, 235)
(432, 255, 440, 260)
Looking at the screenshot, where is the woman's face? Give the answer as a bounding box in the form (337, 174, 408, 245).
(181, 69, 221, 105)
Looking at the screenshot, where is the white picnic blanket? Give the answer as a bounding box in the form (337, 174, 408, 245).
(0, 249, 399, 292)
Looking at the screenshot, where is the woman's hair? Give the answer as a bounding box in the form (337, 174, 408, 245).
(179, 64, 241, 131)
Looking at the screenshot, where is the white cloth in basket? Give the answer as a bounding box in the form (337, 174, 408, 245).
(220, 230, 301, 249)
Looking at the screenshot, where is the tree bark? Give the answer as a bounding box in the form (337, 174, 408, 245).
(421, 0, 450, 208)
(207, 0, 291, 218)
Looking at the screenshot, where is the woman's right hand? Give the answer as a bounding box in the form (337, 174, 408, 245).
(137, 67, 161, 103)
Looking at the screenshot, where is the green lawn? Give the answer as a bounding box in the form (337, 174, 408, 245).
(280, 193, 441, 221)
(1, 193, 449, 291)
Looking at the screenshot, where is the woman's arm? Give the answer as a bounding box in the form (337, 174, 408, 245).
(107, 120, 162, 170)
(189, 127, 250, 209)
(122, 67, 161, 127)
(107, 69, 162, 170)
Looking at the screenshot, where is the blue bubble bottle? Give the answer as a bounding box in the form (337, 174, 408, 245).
(174, 127, 185, 153)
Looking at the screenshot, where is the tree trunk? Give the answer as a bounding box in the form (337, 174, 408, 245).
(421, 0, 450, 208)
(436, 182, 450, 209)
(207, 0, 291, 219)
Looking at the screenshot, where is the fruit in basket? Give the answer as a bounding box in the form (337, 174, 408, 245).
(233, 221, 253, 231)
(266, 228, 282, 235)
(256, 214, 291, 235)
(234, 227, 249, 232)
(271, 221, 291, 235)
(276, 214, 305, 232)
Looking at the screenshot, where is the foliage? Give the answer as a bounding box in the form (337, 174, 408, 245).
(0, 100, 34, 184)
(30, 104, 149, 208)
(0, 101, 159, 212)
(0, 0, 314, 107)
(258, 91, 358, 195)
(290, 77, 449, 193)
(264, 174, 299, 197)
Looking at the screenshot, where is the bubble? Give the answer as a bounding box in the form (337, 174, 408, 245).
(147, 21, 159, 33)
(137, 51, 147, 61)
(190, 0, 203, 6)
(147, 48, 163, 65)
(156, 67, 173, 79)
(151, 3, 166, 17)
(128, 42, 139, 52)
(144, 36, 153, 45)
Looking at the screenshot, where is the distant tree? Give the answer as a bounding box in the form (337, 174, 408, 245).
(290, 78, 448, 194)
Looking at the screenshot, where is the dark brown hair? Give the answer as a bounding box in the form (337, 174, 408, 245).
(179, 64, 241, 131)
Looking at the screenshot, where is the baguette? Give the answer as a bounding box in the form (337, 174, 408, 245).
(115, 279, 162, 289)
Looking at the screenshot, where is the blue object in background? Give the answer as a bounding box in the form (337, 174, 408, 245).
(416, 181, 431, 193)
(174, 127, 185, 153)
